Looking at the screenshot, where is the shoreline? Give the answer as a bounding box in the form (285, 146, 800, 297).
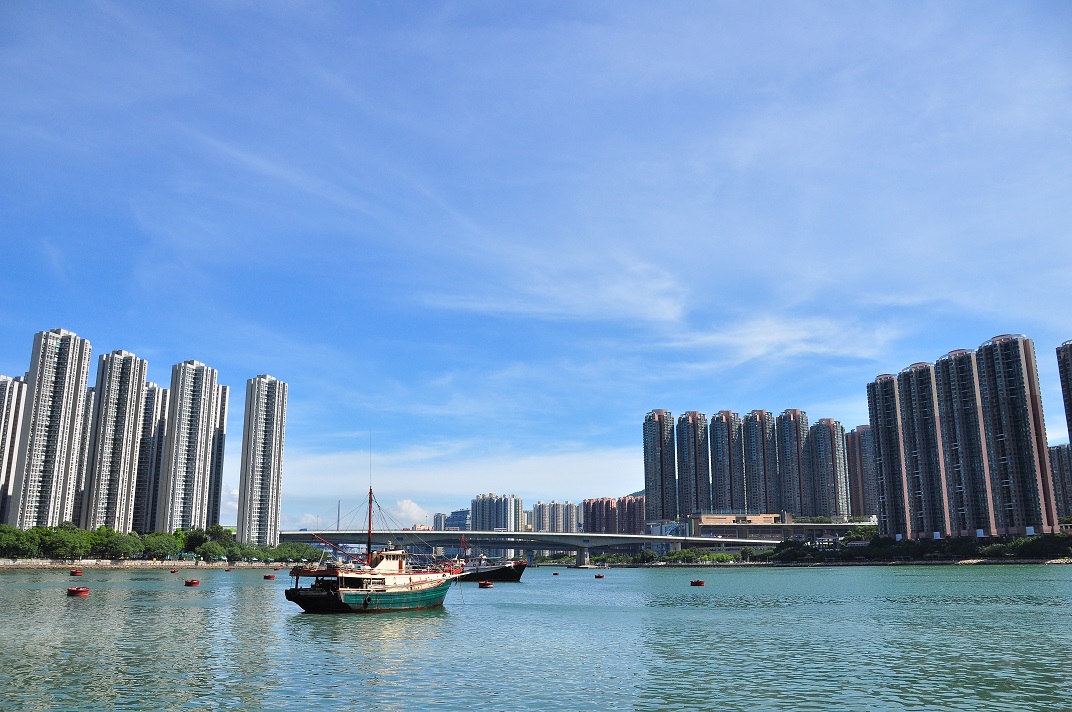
(0, 559, 284, 570)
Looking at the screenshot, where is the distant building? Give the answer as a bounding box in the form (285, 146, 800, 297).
(1050, 444, 1072, 520)
(710, 411, 745, 513)
(471, 494, 523, 531)
(934, 349, 995, 538)
(868, 335, 1058, 540)
(868, 374, 909, 540)
(776, 409, 809, 516)
(237, 374, 287, 547)
(82, 350, 149, 532)
(1058, 341, 1072, 444)
(6, 329, 93, 529)
(643, 409, 676, 523)
(975, 335, 1056, 535)
(157, 360, 229, 533)
(676, 411, 710, 516)
(131, 383, 169, 535)
(471, 494, 522, 558)
(743, 410, 777, 515)
(444, 508, 470, 531)
(617, 494, 645, 534)
(844, 425, 877, 517)
(899, 362, 949, 539)
(583, 497, 617, 534)
(805, 419, 850, 520)
(0, 375, 27, 524)
(432, 512, 447, 529)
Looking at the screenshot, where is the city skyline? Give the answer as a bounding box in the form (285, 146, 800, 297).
(3, 4, 1071, 528)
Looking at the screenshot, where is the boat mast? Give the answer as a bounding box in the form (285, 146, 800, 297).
(366, 486, 374, 567)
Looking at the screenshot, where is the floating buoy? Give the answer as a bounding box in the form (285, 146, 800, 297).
(690, 579, 705, 587)
(552, 572, 560, 576)
(273, 567, 281, 571)
(69, 569, 83, 576)
(224, 568, 232, 572)
(170, 569, 179, 574)
(67, 586, 89, 597)
(184, 579, 200, 587)
(264, 574, 275, 580)
(478, 580, 494, 588)
(594, 574, 605, 579)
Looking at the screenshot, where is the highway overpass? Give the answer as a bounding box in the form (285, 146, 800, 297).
(279, 529, 783, 566)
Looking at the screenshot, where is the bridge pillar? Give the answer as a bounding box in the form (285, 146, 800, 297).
(576, 547, 590, 568)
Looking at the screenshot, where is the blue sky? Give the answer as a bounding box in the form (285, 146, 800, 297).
(2, 2, 1070, 530)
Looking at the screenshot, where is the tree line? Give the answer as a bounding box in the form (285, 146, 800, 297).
(0, 523, 323, 563)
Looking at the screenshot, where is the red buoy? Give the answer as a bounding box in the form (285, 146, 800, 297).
(690, 579, 705, 587)
(263, 574, 275, 580)
(184, 579, 200, 587)
(67, 586, 89, 597)
(69, 569, 83, 576)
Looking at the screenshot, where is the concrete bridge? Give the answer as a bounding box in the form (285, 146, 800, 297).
(279, 529, 783, 567)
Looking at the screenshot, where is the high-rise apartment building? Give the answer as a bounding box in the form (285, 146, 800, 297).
(975, 335, 1056, 535)
(237, 374, 287, 547)
(898, 362, 949, 539)
(82, 351, 148, 532)
(6, 329, 93, 529)
(132, 383, 169, 535)
(72, 386, 97, 526)
(643, 409, 676, 523)
(934, 349, 996, 537)
(616, 494, 646, 534)
(157, 360, 228, 534)
(868, 374, 909, 539)
(470, 493, 524, 531)
(1049, 444, 1072, 520)
(1058, 340, 1072, 443)
(776, 409, 809, 516)
(582, 497, 618, 534)
(0, 375, 28, 524)
(676, 411, 711, 516)
(743, 410, 777, 514)
(531, 501, 578, 533)
(869, 335, 1057, 540)
(805, 419, 850, 520)
(710, 411, 745, 513)
(845, 425, 877, 517)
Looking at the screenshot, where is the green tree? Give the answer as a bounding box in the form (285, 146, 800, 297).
(842, 525, 879, 543)
(634, 548, 660, 564)
(206, 525, 236, 545)
(144, 532, 181, 560)
(196, 541, 227, 561)
(40, 527, 91, 559)
(0, 524, 40, 557)
(182, 528, 209, 552)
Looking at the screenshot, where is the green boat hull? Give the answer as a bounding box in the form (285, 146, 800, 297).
(285, 578, 453, 614)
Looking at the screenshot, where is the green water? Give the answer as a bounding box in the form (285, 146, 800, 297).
(2, 564, 1070, 711)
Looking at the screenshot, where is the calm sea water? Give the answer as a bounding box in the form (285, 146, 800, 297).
(2, 564, 1071, 711)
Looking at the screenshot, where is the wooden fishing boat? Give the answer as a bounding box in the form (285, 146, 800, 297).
(284, 488, 461, 614)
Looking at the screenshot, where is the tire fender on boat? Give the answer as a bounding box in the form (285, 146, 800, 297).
(362, 594, 371, 609)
